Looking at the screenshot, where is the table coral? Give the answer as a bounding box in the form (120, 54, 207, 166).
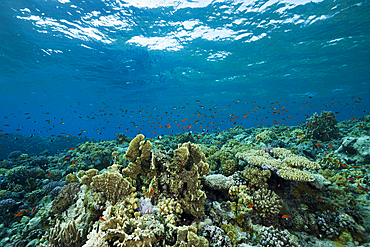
(236, 148, 320, 182)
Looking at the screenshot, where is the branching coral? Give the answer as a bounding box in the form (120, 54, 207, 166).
(100, 201, 164, 247)
(44, 219, 84, 247)
(253, 188, 282, 218)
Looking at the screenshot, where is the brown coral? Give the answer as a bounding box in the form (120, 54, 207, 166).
(122, 134, 152, 179)
(91, 170, 135, 205)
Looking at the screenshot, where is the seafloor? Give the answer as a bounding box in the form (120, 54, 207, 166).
(0, 111, 369, 247)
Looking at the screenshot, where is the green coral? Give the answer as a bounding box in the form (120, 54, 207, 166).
(221, 160, 238, 176)
(304, 111, 339, 141)
(241, 168, 270, 193)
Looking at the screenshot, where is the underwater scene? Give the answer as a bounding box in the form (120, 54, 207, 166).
(1, 0, 370, 246)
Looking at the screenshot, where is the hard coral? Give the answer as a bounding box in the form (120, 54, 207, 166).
(91, 170, 135, 206)
(51, 182, 80, 214)
(236, 148, 320, 182)
(304, 111, 339, 141)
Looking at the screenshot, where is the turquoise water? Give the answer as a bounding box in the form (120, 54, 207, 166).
(1, 0, 369, 145)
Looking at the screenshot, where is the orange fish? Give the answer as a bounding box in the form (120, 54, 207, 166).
(247, 204, 254, 208)
(356, 176, 362, 179)
(339, 163, 349, 168)
(314, 143, 322, 146)
(357, 184, 369, 193)
(149, 189, 155, 195)
(257, 136, 262, 139)
(327, 145, 334, 147)
(277, 184, 280, 188)
(350, 117, 357, 120)
(71, 160, 76, 165)
(14, 211, 24, 218)
(316, 199, 323, 202)
(70, 148, 75, 150)
(297, 135, 304, 138)
(347, 178, 355, 181)
(32, 207, 36, 213)
(47, 171, 51, 178)
(217, 142, 222, 145)
(282, 215, 291, 219)
(352, 166, 359, 169)
(99, 216, 106, 221)
(65, 157, 71, 160)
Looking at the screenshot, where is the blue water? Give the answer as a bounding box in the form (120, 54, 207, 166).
(1, 0, 369, 148)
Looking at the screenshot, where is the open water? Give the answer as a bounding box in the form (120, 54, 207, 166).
(0, 0, 369, 156)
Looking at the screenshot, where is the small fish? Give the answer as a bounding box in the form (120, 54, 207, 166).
(352, 166, 359, 169)
(339, 163, 349, 168)
(347, 178, 355, 181)
(257, 136, 262, 140)
(14, 211, 24, 218)
(314, 143, 322, 146)
(357, 184, 369, 193)
(282, 215, 291, 219)
(65, 157, 71, 160)
(71, 160, 76, 165)
(316, 199, 323, 202)
(217, 142, 222, 145)
(99, 216, 106, 221)
(327, 145, 334, 147)
(350, 117, 357, 120)
(149, 189, 155, 195)
(338, 177, 342, 181)
(32, 207, 36, 213)
(297, 135, 304, 138)
(356, 176, 362, 179)
(277, 184, 280, 188)
(70, 148, 75, 150)
(247, 204, 254, 208)
(47, 171, 51, 178)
